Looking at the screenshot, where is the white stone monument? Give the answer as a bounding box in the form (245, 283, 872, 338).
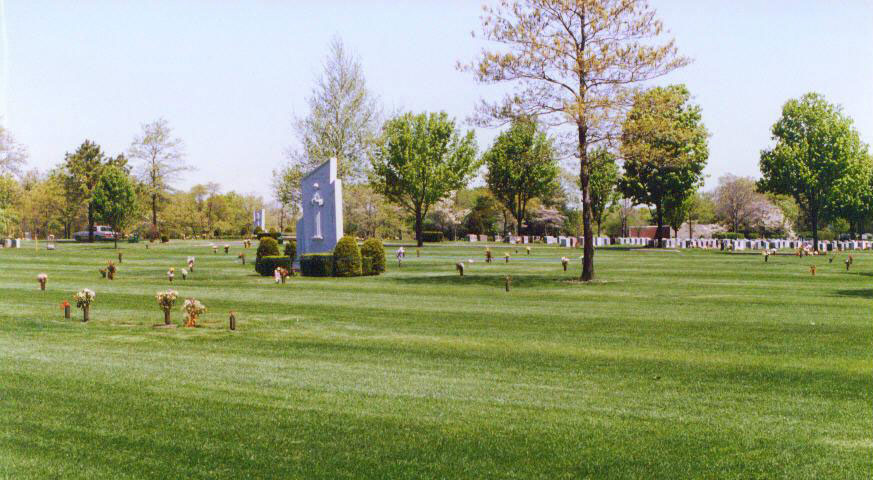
(295, 158, 343, 261)
(253, 208, 266, 231)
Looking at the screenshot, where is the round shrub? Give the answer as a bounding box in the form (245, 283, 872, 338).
(333, 236, 362, 277)
(360, 238, 386, 275)
(253, 226, 264, 236)
(256, 237, 280, 259)
(284, 239, 297, 260)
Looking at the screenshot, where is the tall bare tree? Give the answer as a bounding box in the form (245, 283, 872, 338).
(713, 174, 760, 233)
(0, 125, 27, 175)
(462, 0, 689, 281)
(271, 163, 304, 231)
(292, 36, 380, 183)
(129, 118, 188, 236)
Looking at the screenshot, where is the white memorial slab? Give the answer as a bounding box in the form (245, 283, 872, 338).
(296, 158, 343, 260)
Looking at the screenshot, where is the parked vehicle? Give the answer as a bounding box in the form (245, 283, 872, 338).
(73, 225, 118, 242)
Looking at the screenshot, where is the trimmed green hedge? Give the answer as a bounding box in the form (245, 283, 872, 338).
(255, 256, 291, 276)
(301, 253, 334, 277)
(256, 237, 280, 259)
(334, 236, 362, 277)
(421, 230, 443, 242)
(360, 238, 386, 275)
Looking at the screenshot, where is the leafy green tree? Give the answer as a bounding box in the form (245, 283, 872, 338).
(463, 0, 690, 281)
(464, 194, 502, 236)
(62, 141, 126, 242)
(16, 174, 64, 239)
(618, 85, 709, 247)
(685, 191, 715, 238)
(483, 118, 558, 235)
(664, 193, 693, 238)
(758, 93, 869, 249)
(587, 148, 619, 236)
(92, 165, 137, 248)
(827, 153, 873, 238)
(370, 112, 478, 247)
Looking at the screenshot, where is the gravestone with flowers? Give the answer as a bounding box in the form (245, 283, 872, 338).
(295, 158, 344, 265)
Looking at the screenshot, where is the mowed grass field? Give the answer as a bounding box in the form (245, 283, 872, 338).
(0, 240, 870, 479)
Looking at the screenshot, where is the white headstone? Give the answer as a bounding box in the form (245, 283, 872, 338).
(296, 158, 343, 259)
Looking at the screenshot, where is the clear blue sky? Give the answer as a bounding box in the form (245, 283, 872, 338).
(5, 1, 872, 199)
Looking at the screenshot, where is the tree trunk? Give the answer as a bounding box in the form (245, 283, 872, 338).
(151, 193, 158, 237)
(811, 206, 819, 252)
(655, 203, 664, 248)
(415, 206, 423, 247)
(87, 203, 95, 243)
(579, 125, 594, 282)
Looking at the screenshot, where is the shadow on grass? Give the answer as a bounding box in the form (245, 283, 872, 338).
(833, 288, 873, 299)
(387, 273, 584, 289)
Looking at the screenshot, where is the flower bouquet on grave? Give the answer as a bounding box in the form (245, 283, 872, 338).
(37, 273, 47, 291)
(74, 289, 95, 322)
(156, 289, 178, 325)
(182, 298, 206, 328)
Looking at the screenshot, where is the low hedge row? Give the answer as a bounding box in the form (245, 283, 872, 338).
(421, 230, 443, 242)
(301, 253, 334, 277)
(255, 256, 292, 276)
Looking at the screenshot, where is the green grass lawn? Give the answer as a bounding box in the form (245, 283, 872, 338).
(0, 240, 870, 479)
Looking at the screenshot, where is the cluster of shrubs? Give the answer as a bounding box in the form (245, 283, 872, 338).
(300, 236, 386, 277)
(254, 235, 385, 278)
